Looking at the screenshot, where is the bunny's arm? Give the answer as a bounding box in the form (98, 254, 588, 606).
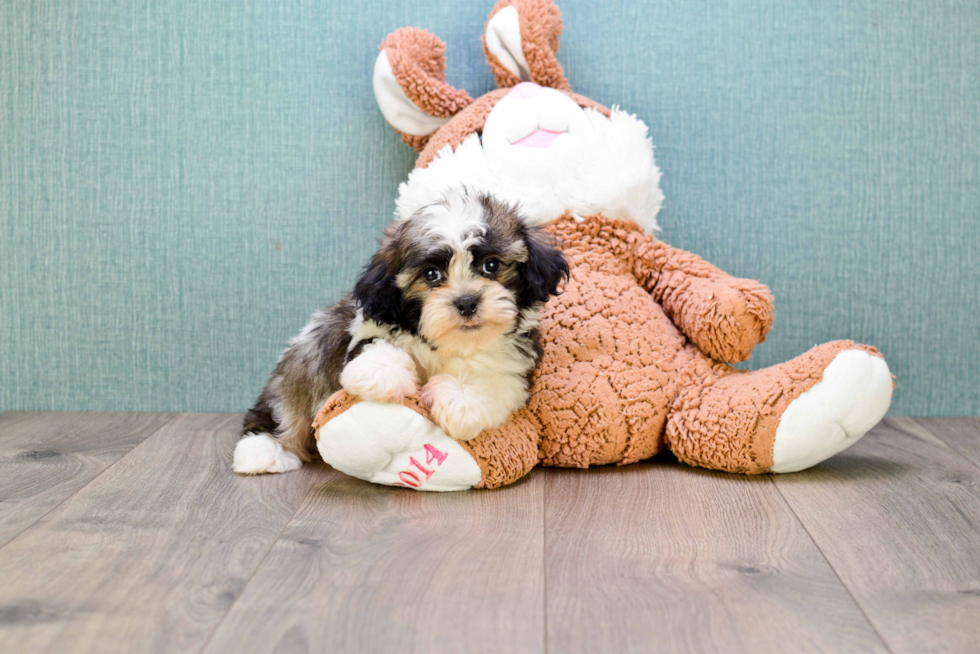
(629, 234, 774, 363)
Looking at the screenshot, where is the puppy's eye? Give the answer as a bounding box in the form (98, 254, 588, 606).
(482, 259, 500, 276)
(423, 267, 443, 284)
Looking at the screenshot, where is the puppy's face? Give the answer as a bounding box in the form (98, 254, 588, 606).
(354, 190, 568, 354)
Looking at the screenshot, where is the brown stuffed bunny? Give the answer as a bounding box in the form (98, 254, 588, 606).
(312, 0, 893, 491)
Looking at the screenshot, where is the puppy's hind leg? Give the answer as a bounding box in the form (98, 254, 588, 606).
(233, 397, 305, 475)
(234, 434, 302, 475)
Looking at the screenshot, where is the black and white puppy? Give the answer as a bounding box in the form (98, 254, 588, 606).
(233, 188, 568, 474)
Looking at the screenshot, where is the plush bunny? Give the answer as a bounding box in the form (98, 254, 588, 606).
(313, 0, 893, 491)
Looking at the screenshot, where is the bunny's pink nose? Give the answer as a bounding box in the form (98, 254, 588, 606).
(509, 82, 542, 99)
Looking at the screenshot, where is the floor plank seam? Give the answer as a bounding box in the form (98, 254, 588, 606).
(0, 413, 180, 553)
(904, 418, 980, 473)
(195, 478, 322, 654)
(542, 469, 549, 654)
(767, 476, 895, 654)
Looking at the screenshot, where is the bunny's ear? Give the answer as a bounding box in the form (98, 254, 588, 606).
(482, 0, 571, 91)
(374, 28, 474, 151)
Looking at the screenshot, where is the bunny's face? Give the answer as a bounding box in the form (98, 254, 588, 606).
(374, 0, 664, 232)
(482, 82, 593, 165)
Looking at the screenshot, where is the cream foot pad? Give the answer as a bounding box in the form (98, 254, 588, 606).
(317, 401, 482, 491)
(772, 350, 893, 473)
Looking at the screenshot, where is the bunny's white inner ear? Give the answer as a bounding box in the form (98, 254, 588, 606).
(373, 50, 450, 136)
(485, 6, 531, 82)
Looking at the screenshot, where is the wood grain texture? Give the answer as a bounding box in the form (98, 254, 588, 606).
(773, 418, 980, 654)
(0, 413, 328, 654)
(915, 417, 980, 469)
(2, 414, 979, 654)
(0, 412, 175, 547)
(202, 469, 546, 654)
(544, 461, 886, 654)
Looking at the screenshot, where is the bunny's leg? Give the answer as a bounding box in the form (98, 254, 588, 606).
(314, 391, 540, 491)
(665, 341, 892, 474)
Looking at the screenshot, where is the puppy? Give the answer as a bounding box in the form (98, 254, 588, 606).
(233, 188, 568, 474)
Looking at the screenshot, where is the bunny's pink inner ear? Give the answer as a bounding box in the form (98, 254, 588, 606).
(373, 28, 473, 150)
(484, 6, 531, 85)
(482, 0, 571, 91)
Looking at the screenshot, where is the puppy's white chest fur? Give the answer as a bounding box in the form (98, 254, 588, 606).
(341, 313, 538, 441)
(402, 331, 536, 442)
(396, 330, 531, 385)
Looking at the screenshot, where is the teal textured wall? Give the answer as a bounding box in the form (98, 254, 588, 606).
(1, 1, 978, 415)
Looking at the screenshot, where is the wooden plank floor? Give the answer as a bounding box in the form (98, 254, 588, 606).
(0, 414, 978, 653)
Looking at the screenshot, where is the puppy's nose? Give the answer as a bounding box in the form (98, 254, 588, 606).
(454, 295, 480, 317)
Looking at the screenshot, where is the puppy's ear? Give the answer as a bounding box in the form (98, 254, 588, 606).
(519, 227, 569, 305)
(353, 223, 415, 330)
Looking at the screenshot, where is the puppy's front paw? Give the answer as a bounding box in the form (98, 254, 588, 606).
(340, 340, 418, 403)
(422, 375, 495, 442)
